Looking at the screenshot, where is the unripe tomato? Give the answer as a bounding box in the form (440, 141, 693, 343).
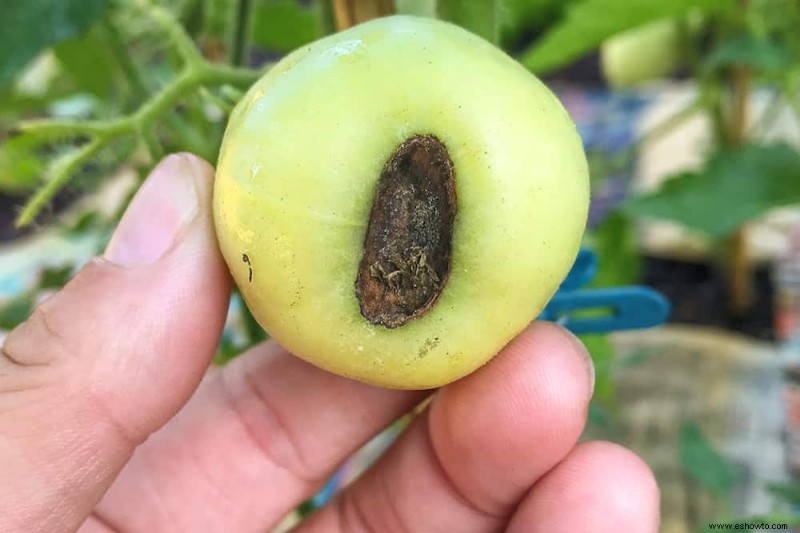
(214, 15, 589, 389)
(601, 19, 681, 88)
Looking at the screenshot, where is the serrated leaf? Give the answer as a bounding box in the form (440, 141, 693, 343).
(438, 0, 502, 44)
(250, 0, 323, 52)
(707, 35, 792, 73)
(678, 422, 738, 497)
(626, 144, 800, 238)
(54, 28, 119, 98)
(0, 0, 110, 86)
(520, 0, 727, 74)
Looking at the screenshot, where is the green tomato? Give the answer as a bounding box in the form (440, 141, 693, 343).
(214, 15, 589, 389)
(601, 19, 682, 88)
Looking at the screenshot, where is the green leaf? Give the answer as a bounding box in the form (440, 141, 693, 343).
(678, 421, 738, 497)
(766, 481, 800, 506)
(39, 265, 74, 290)
(499, 0, 572, 48)
(0, 0, 110, 86)
(395, 0, 438, 18)
(438, 0, 501, 44)
(0, 135, 46, 193)
(626, 144, 800, 238)
(588, 211, 640, 288)
(588, 400, 614, 427)
(520, 0, 726, 74)
(0, 294, 34, 331)
(707, 35, 792, 73)
(66, 210, 103, 235)
(54, 28, 119, 98)
(250, 0, 323, 52)
(579, 333, 615, 402)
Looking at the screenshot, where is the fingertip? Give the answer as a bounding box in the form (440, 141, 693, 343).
(441, 321, 594, 417)
(569, 441, 660, 509)
(174, 152, 216, 197)
(425, 321, 594, 514)
(509, 441, 660, 533)
(504, 321, 594, 399)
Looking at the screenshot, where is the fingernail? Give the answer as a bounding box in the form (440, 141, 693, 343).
(105, 155, 200, 266)
(563, 328, 595, 399)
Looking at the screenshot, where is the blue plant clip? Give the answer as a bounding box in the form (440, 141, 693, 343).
(540, 248, 670, 334)
(559, 248, 599, 291)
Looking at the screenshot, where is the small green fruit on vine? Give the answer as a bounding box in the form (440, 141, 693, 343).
(213, 15, 589, 389)
(601, 19, 681, 88)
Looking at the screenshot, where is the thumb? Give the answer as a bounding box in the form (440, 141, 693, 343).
(0, 154, 231, 532)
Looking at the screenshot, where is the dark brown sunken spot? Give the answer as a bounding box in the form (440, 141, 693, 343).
(355, 134, 457, 328)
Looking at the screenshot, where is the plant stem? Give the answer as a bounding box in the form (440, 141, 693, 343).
(133, 68, 202, 126)
(200, 87, 235, 114)
(141, 126, 164, 161)
(332, 0, 393, 30)
(142, 1, 204, 67)
(102, 18, 149, 106)
(640, 99, 703, 147)
(15, 0, 266, 227)
(18, 120, 113, 138)
(726, 66, 753, 313)
(231, 0, 252, 66)
(728, 66, 749, 147)
(15, 62, 262, 226)
(16, 139, 105, 227)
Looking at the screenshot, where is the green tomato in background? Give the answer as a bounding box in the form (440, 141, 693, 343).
(601, 19, 682, 88)
(214, 15, 589, 389)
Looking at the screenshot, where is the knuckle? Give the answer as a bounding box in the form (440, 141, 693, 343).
(2, 300, 70, 369)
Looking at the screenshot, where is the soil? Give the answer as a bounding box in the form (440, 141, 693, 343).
(0, 194, 28, 242)
(641, 255, 776, 341)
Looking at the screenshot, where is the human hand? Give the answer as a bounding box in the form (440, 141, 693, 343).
(0, 154, 659, 532)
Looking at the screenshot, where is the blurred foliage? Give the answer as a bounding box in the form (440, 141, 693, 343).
(520, 0, 728, 74)
(0, 134, 47, 192)
(0, 0, 110, 86)
(0, 265, 73, 330)
(250, 0, 324, 52)
(679, 421, 739, 498)
(579, 333, 614, 402)
(767, 481, 800, 506)
(587, 211, 640, 287)
(707, 34, 793, 74)
(627, 143, 800, 238)
(437, 0, 502, 44)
